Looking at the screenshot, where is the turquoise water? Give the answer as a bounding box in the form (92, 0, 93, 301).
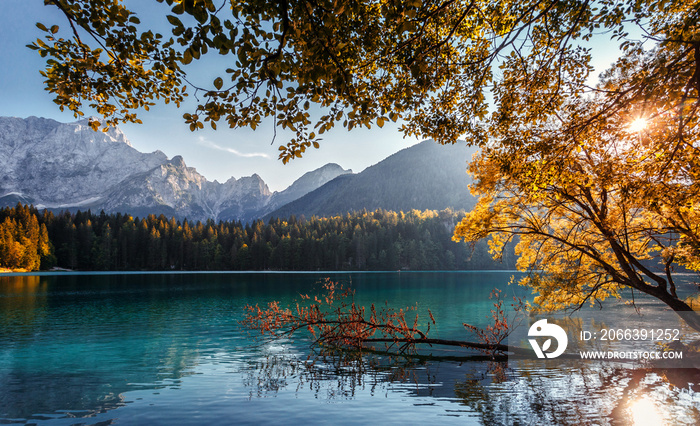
(0, 272, 699, 425)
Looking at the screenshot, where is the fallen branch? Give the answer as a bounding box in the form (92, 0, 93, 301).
(359, 337, 531, 356)
(241, 278, 527, 357)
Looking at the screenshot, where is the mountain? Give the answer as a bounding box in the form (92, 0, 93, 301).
(266, 140, 477, 219)
(0, 116, 166, 208)
(267, 163, 351, 212)
(0, 116, 350, 223)
(1, 117, 472, 223)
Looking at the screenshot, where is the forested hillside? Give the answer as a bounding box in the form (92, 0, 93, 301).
(0, 204, 515, 272)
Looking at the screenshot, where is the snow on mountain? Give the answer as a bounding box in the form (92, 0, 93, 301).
(0, 116, 351, 223)
(0, 116, 166, 206)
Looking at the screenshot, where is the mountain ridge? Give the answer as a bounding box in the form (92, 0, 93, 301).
(0, 116, 351, 222)
(1, 116, 477, 223)
(266, 140, 477, 220)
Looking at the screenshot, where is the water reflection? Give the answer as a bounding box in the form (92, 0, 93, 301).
(628, 397, 665, 425)
(456, 363, 700, 424)
(0, 275, 47, 332)
(242, 348, 700, 425)
(243, 346, 439, 402)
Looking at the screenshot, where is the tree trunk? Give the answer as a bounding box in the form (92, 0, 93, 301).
(657, 293, 700, 333)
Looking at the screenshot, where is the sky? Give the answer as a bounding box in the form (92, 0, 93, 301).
(0, 0, 417, 192)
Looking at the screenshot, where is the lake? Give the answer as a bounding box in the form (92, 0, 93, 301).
(0, 272, 699, 425)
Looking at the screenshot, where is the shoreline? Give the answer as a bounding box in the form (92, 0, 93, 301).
(0, 269, 524, 276)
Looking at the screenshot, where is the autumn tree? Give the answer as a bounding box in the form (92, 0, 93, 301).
(0, 205, 53, 271)
(32, 1, 700, 329)
(453, 89, 700, 329)
(451, 3, 700, 330)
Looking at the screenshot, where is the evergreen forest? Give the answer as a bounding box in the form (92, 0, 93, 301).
(0, 204, 513, 272)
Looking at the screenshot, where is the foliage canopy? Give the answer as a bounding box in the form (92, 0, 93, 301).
(32, 0, 681, 161)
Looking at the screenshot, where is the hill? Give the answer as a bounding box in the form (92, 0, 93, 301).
(268, 140, 477, 219)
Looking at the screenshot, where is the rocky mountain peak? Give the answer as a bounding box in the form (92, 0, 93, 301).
(169, 155, 186, 167)
(0, 116, 353, 224)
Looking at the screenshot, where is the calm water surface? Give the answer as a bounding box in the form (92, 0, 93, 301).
(0, 272, 699, 425)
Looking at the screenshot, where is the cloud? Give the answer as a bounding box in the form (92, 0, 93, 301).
(197, 136, 271, 159)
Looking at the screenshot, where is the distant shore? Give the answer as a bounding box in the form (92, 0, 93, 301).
(0, 267, 26, 273)
(0, 267, 73, 273)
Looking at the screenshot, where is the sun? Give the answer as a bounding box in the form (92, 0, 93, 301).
(628, 117, 649, 132)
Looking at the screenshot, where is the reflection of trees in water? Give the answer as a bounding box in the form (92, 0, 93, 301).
(242, 347, 441, 401)
(243, 351, 700, 424)
(455, 363, 621, 423)
(0, 276, 47, 336)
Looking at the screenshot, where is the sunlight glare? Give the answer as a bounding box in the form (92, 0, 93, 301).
(629, 397, 665, 425)
(628, 117, 649, 133)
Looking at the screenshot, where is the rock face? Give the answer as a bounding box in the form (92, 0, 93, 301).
(0, 116, 351, 223)
(0, 116, 167, 207)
